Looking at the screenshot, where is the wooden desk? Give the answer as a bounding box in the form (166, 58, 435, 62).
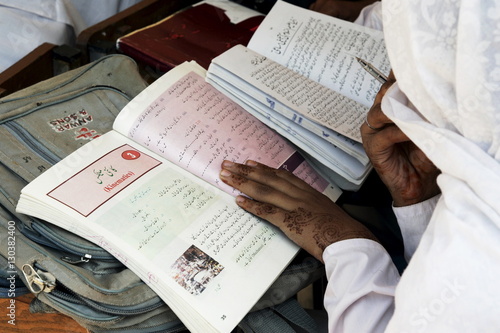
(0, 294, 88, 332)
(0, 43, 56, 98)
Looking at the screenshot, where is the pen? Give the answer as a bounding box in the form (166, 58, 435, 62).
(356, 57, 388, 84)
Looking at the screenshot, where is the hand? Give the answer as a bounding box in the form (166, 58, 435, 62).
(309, 0, 378, 22)
(360, 73, 441, 207)
(220, 160, 377, 262)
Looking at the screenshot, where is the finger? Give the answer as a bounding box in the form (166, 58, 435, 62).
(361, 102, 393, 133)
(387, 70, 396, 82)
(375, 74, 396, 101)
(220, 163, 304, 211)
(244, 160, 319, 195)
(409, 143, 439, 174)
(221, 160, 317, 198)
(223, 160, 300, 194)
(362, 122, 409, 156)
(234, 195, 289, 228)
(362, 74, 397, 133)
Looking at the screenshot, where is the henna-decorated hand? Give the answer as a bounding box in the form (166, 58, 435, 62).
(220, 160, 377, 262)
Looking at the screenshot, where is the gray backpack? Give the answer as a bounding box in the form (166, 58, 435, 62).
(0, 54, 324, 332)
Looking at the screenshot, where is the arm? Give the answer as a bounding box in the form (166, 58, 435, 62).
(219, 159, 377, 262)
(218, 74, 439, 332)
(360, 74, 441, 261)
(219, 160, 399, 332)
(324, 240, 399, 332)
(393, 194, 440, 261)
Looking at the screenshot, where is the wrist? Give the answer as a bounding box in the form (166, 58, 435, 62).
(286, 218, 378, 263)
(391, 187, 441, 207)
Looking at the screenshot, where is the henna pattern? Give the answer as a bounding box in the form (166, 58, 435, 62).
(283, 208, 314, 235)
(255, 203, 279, 216)
(236, 164, 254, 177)
(312, 223, 371, 251)
(283, 208, 376, 250)
(316, 216, 377, 248)
(223, 164, 257, 186)
(228, 173, 248, 186)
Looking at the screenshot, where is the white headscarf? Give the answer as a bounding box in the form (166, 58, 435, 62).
(380, 0, 500, 330)
(382, 0, 500, 213)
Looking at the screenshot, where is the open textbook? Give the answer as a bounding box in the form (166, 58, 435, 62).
(206, 0, 391, 188)
(16, 61, 341, 333)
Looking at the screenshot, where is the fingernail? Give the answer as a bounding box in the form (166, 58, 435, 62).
(245, 160, 258, 167)
(236, 195, 246, 203)
(222, 160, 234, 168)
(220, 169, 231, 178)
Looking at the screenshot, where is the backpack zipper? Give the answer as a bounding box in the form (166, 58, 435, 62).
(21, 264, 56, 294)
(22, 263, 185, 331)
(3, 121, 61, 164)
(60, 254, 92, 264)
(30, 220, 118, 261)
(1, 85, 131, 166)
(0, 85, 130, 123)
(27, 263, 168, 316)
(45, 286, 186, 333)
(16, 219, 119, 264)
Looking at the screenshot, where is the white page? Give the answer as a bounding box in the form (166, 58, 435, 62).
(248, 0, 390, 107)
(210, 45, 368, 142)
(17, 131, 299, 333)
(207, 59, 369, 164)
(197, 0, 263, 24)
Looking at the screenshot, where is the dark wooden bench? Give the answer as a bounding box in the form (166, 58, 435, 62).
(0, 43, 57, 98)
(76, 0, 198, 63)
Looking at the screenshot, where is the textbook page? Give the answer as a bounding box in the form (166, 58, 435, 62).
(210, 45, 367, 143)
(206, 71, 371, 184)
(16, 130, 299, 333)
(247, 0, 390, 107)
(113, 61, 341, 200)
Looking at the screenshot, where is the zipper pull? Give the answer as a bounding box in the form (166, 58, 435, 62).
(61, 253, 92, 264)
(22, 264, 56, 294)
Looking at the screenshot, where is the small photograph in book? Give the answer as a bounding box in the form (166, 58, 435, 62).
(170, 245, 225, 296)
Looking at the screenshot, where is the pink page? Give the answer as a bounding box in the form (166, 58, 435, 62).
(126, 71, 328, 195)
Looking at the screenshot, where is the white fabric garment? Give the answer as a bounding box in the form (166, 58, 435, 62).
(0, 0, 141, 72)
(392, 195, 439, 262)
(323, 0, 500, 331)
(323, 239, 398, 332)
(353, 1, 383, 31)
(67, 0, 142, 32)
(0, 0, 85, 31)
(323, 198, 436, 332)
(0, 2, 76, 72)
